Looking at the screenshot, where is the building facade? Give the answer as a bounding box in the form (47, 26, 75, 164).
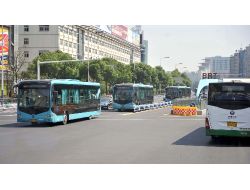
(230, 46, 250, 77)
(243, 45, 250, 77)
(141, 40, 148, 64)
(198, 56, 230, 78)
(17, 25, 142, 71)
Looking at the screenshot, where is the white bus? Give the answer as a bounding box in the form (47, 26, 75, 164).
(206, 79, 250, 139)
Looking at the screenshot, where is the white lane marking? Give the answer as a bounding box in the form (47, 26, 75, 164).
(0, 114, 16, 117)
(97, 118, 204, 121)
(121, 113, 134, 116)
(163, 113, 170, 116)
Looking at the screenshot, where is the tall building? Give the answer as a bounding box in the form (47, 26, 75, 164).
(17, 25, 142, 70)
(230, 46, 250, 77)
(243, 45, 250, 77)
(139, 31, 148, 64)
(141, 40, 148, 64)
(230, 52, 239, 76)
(198, 56, 230, 78)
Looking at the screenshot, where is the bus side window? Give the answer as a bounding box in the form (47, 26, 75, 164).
(53, 91, 58, 105)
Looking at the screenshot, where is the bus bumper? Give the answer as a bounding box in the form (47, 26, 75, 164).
(17, 111, 57, 123)
(206, 129, 250, 137)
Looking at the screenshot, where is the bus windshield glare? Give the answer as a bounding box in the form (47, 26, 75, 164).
(208, 83, 250, 110)
(113, 86, 133, 103)
(18, 88, 50, 114)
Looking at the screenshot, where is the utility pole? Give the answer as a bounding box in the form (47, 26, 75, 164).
(88, 60, 89, 82)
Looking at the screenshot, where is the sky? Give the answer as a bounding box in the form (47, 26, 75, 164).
(142, 25, 250, 72)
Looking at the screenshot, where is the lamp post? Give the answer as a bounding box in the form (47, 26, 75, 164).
(87, 60, 90, 82)
(182, 66, 188, 72)
(160, 56, 170, 67)
(175, 62, 183, 70)
(37, 59, 84, 80)
(159, 56, 170, 94)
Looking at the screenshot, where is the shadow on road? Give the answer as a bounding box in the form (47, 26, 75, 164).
(0, 117, 93, 128)
(0, 122, 51, 128)
(101, 109, 116, 112)
(173, 127, 250, 147)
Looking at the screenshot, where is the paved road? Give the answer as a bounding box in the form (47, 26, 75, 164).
(1, 108, 250, 163)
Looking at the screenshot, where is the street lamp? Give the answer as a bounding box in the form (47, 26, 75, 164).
(37, 59, 84, 80)
(158, 57, 170, 94)
(175, 62, 183, 70)
(181, 66, 188, 73)
(160, 56, 170, 67)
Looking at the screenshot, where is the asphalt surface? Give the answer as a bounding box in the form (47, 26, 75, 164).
(1, 107, 250, 164)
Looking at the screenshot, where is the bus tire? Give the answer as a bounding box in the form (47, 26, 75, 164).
(31, 122, 37, 126)
(88, 115, 93, 120)
(211, 135, 219, 141)
(62, 112, 68, 125)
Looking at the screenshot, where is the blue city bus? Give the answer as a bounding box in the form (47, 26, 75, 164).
(164, 86, 191, 100)
(16, 79, 101, 125)
(112, 83, 154, 112)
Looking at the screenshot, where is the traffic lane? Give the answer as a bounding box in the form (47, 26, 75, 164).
(1, 108, 250, 163)
(0, 109, 202, 163)
(0, 108, 201, 163)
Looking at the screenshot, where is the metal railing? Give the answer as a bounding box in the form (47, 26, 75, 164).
(0, 98, 17, 111)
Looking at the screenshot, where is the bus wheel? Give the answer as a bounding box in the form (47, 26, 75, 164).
(211, 135, 219, 142)
(88, 115, 93, 120)
(62, 112, 68, 125)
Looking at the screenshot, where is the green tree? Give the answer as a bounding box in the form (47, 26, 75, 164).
(21, 50, 80, 79)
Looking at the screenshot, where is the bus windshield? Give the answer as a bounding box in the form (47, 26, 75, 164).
(208, 83, 250, 110)
(113, 86, 133, 104)
(18, 88, 50, 114)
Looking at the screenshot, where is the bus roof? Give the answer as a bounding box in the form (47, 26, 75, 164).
(17, 79, 100, 87)
(166, 86, 190, 89)
(196, 78, 250, 98)
(114, 83, 153, 88)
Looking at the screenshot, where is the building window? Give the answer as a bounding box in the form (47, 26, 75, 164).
(24, 25, 29, 32)
(64, 41, 68, 47)
(85, 47, 88, 52)
(73, 43, 77, 49)
(24, 38, 29, 45)
(24, 51, 29, 58)
(60, 39, 63, 45)
(39, 25, 49, 31)
(69, 42, 72, 48)
(64, 28, 68, 34)
(69, 29, 73, 36)
(59, 26, 64, 33)
(39, 50, 49, 56)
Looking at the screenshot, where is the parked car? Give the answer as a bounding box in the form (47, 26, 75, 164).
(101, 97, 112, 110)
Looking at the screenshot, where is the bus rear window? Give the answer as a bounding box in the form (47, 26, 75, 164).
(208, 83, 250, 110)
(222, 85, 245, 92)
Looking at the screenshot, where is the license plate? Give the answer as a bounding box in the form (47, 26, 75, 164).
(31, 119, 37, 123)
(227, 121, 237, 128)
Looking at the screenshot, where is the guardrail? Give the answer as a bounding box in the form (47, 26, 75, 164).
(0, 98, 17, 111)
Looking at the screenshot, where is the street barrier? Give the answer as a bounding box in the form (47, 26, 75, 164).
(171, 106, 197, 116)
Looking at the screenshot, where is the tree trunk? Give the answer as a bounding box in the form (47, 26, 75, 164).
(105, 81, 108, 95)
